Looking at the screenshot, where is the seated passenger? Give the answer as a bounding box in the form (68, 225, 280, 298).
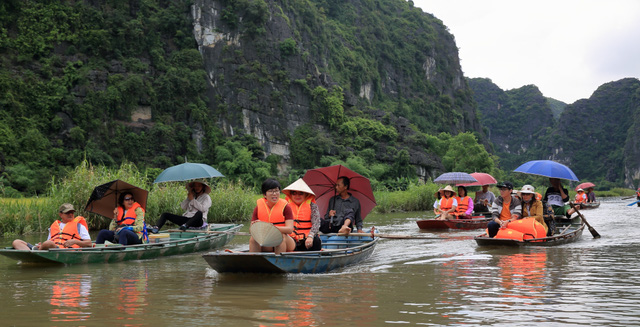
(435, 185, 458, 220)
(12, 203, 92, 250)
(455, 185, 474, 218)
(249, 179, 294, 254)
(152, 181, 211, 233)
(282, 178, 322, 251)
(96, 192, 147, 246)
(518, 185, 548, 234)
(586, 187, 596, 203)
(544, 178, 577, 218)
(322, 176, 363, 233)
(487, 182, 522, 237)
(574, 188, 587, 204)
(433, 188, 442, 216)
(474, 184, 495, 213)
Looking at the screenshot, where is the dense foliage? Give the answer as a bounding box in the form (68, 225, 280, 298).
(1, 0, 494, 197)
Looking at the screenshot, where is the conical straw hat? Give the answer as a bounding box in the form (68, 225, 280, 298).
(282, 178, 315, 199)
(250, 221, 283, 247)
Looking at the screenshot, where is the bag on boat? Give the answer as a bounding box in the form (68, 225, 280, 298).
(506, 217, 546, 239)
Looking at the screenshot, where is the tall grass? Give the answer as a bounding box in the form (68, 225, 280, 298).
(0, 161, 255, 235)
(374, 183, 440, 213)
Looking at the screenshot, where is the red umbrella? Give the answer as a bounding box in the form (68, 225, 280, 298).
(302, 165, 376, 220)
(456, 172, 497, 186)
(576, 182, 595, 191)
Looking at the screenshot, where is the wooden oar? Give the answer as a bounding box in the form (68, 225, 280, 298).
(203, 230, 447, 240)
(569, 202, 600, 238)
(335, 232, 448, 240)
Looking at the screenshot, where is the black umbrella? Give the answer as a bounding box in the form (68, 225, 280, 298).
(85, 180, 148, 218)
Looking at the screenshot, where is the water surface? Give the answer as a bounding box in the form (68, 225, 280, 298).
(0, 198, 636, 326)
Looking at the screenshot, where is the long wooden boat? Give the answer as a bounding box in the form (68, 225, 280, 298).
(202, 234, 378, 274)
(442, 217, 492, 230)
(474, 216, 584, 246)
(579, 201, 600, 209)
(417, 214, 492, 230)
(0, 223, 242, 265)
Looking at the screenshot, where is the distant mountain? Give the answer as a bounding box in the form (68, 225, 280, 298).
(470, 77, 640, 187)
(468, 78, 555, 170)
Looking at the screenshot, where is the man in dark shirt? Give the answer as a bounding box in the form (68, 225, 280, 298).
(321, 176, 363, 234)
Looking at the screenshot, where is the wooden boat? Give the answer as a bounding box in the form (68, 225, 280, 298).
(417, 214, 492, 230)
(474, 216, 584, 246)
(442, 217, 492, 230)
(202, 234, 378, 274)
(0, 223, 242, 265)
(416, 219, 448, 229)
(579, 201, 600, 209)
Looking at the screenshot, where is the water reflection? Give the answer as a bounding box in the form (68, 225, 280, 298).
(49, 274, 92, 323)
(113, 268, 149, 325)
(497, 252, 547, 300)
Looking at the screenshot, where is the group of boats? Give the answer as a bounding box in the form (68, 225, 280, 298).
(0, 201, 600, 273)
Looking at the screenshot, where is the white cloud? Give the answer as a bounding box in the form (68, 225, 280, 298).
(412, 0, 640, 103)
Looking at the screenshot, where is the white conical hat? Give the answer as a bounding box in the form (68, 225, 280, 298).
(282, 178, 315, 199)
(250, 221, 283, 247)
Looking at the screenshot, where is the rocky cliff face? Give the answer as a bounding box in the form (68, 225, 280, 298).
(190, 0, 484, 177)
(548, 78, 640, 185)
(469, 78, 555, 170)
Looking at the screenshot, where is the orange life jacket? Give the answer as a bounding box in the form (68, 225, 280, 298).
(287, 199, 313, 241)
(456, 196, 470, 215)
(116, 202, 146, 241)
(574, 193, 586, 203)
(506, 217, 546, 239)
(440, 197, 454, 212)
(256, 198, 287, 226)
(49, 216, 89, 248)
(535, 192, 542, 201)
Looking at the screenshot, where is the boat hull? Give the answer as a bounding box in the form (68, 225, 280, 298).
(203, 235, 378, 274)
(580, 202, 600, 209)
(417, 216, 491, 230)
(474, 217, 584, 247)
(442, 217, 492, 230)
(0, 224, 242, 265)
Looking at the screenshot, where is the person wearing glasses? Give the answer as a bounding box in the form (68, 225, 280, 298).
(151, 181, 212, 233)
(487, 182, 522, 237)
(282, 178, 322, 251)
(96, 192, 147, 245)
(12, 203, 92, 250)
(249, 178, 294, 254)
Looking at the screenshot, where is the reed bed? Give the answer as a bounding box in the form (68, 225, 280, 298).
(374, 183, 440, 213)
(0, 161, 255, 235)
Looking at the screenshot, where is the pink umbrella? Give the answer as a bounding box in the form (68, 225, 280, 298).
(457, 172, 497, 186)
(576, 182, 596, 191)
(302, 165, 376, 220)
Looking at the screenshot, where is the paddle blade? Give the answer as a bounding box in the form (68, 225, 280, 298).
(627, 200, 639, 206)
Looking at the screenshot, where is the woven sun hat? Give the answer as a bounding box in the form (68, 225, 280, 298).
(439, 185, 456, 196)
(187, 180, 211, 194)
(250, 221, 283, 247)
(282, 178, 315, 199)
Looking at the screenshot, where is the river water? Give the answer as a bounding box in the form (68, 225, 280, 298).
(0, 197, 638, 326)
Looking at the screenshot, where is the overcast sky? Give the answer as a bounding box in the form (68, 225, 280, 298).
(412, 0, 640, 104)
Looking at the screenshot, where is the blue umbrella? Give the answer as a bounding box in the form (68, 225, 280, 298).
(434, 172, 477, 184)
(513, 160, 579, 181)
(153, 163, 224, 183)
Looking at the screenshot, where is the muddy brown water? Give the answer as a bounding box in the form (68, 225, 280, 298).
(1, 197, 638, 326)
